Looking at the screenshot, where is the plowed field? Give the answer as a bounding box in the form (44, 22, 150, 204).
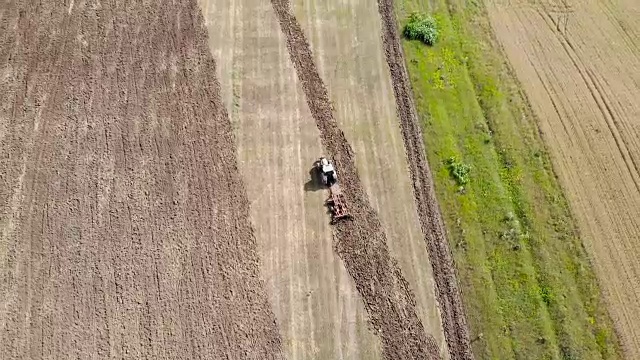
(1, 0, 472, 358)
(0, 0, 282, 358)
(198, 0, 470, 357)
(484, 0, 640, 356)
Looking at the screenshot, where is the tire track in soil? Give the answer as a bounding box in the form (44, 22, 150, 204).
(0, 0, 283, 358)
(485, 0, 640, 355)
(270, 0, 441, 359)
(374, 0, 474, 359)
(534, 7, 640, 193)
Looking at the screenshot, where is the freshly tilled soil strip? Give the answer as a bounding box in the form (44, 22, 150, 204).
(270, 0, 441, 359)
(375, 0, 474, 358)
(0, 0, 283, 358)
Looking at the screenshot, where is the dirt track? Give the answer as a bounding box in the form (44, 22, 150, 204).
(484, 0, 640, 356)
(0, 0, 282, 358)
(270, 0, 444, 358)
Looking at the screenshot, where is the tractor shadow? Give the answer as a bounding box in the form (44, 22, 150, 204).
(304, 164, 326, 192)
(303, 162, 335, 222)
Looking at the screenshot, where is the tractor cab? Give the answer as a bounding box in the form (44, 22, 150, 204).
(313, 157, 351, 223)
(318, 157, 337, 187)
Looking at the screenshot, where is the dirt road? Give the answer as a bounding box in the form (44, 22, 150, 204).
(484, 0, 640, 356)
(0, 0, 282, 358)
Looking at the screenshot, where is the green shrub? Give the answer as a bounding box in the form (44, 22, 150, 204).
(446, 157, 471, 185)
(539, 285, 554, 306)
(403, 12, 439, 46)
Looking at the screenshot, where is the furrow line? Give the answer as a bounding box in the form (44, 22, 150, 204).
(269, 0, 441, 358)
(374, 0, 474, 358)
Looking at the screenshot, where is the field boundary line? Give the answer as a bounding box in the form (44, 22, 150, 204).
(269, 0, 443, 358)
(375, 0, 474, 358)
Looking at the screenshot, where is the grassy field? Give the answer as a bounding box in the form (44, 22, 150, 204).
(394, 0, 622, 358)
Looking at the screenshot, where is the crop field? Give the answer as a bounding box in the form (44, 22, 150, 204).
(1, 0, 636, 359)
(483, 0, 640, 357)
(197, 0, 474, 357)
(1, 0, 471, 359)
(396, 0, 628, 357)
(0, 0, 283, 358)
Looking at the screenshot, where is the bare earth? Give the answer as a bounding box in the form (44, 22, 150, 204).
(198, 0, 461, 358)
(0, 0, 283, 358)
(290, 0, 452, 356)
(484, 0, 640, 356)
(0, 0, 470, 358)
(272, 0, 442, 356)
(198, 0, 383, 358)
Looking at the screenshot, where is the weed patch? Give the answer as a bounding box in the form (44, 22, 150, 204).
(403, 12, 439, 46)
(446, 157, 470, 186)
(397, 0, 621, 357)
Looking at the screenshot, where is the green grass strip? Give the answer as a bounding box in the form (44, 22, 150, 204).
(393, 0, 622, 358)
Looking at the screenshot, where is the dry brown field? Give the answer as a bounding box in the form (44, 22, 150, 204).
(1, 0, 472, 359)
(197, 0, 470, 357)
(485, 0, 640, 356)
(0, 0, 283, 358)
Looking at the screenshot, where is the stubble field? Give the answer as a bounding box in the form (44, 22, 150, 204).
(197, 0, 473, 357)
(1, 0, 471, 359)
(484, 0, 640, 356)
